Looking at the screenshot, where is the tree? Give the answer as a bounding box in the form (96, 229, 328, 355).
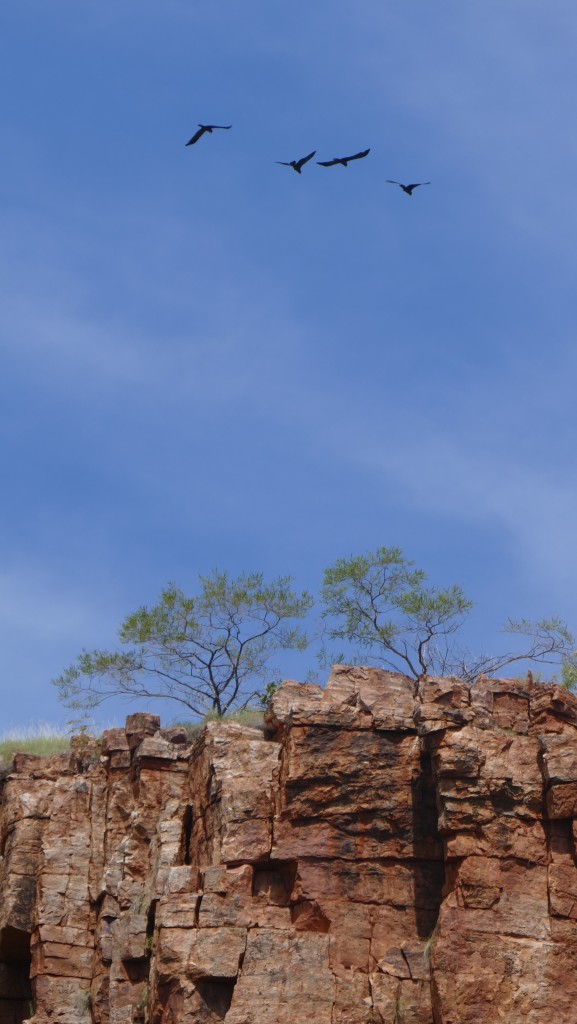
(53, 571, 313, 718)
(321, 546, 472, 678)
(447, 617, 577, 684)
(321, 546, 576, 684)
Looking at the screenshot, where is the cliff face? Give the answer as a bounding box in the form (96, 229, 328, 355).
(2, 669, 577, 1024)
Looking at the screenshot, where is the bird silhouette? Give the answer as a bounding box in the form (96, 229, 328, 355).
(185, 124, 232, 146)
(386, 180, 430, 195)
(275, 151, 317, 174)
(317, 149, 370, 167)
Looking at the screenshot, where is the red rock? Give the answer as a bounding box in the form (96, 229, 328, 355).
(2, 673, 577, 1023)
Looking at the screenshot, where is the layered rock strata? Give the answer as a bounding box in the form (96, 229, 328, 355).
(1, 669, 577, 1023)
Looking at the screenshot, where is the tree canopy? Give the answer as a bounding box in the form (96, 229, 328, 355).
(53, 571, 312, 718)
(53, 549, 577, 721)
(321, 546, 577, 683)
(320, 546, 472, 678)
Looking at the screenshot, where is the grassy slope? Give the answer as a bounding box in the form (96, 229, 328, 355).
(0, 709, 266, 765)
(0, 736, 71, 763)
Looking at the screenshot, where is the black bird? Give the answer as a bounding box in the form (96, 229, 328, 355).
(275, 151, 317, 174)
(185, 124, 232, 146)
(386, 180, 430, 195)
(317, 149, 370, 167)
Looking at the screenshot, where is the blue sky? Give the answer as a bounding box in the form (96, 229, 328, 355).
(2, 0, 577, 729)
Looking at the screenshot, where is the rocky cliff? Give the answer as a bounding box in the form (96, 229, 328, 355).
(2, 668, 577, 1024)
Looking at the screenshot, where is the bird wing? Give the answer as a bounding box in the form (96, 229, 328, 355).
(185, 127, 206, 146)
(385, 180, 403, 186)
(317, 158, 339, 167)
(275, 161, 292, 166)
(211, 125, 232, 130)
(296, 151, 316, 168)
(345, 149, 370, 161)
(408, 182, 430, 189)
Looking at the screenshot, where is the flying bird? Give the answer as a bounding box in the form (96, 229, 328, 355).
(386, 180, 430, 195)
(275, 151, 317, 173)
(185, 124, 232, 146)
(317, 149, 370, 167)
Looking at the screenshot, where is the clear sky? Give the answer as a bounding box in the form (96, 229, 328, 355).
(2, 0, 577, 729)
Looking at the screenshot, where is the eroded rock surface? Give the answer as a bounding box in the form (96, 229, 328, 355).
(1, 670, 577, 1023)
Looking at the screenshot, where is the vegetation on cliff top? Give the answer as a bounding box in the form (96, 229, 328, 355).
(53, 572, 312, 719)
(0, 709, 268, 766)
(51, 547, 577, 719)
(0, 724, 72, 765)
(321, 547, 577, 685)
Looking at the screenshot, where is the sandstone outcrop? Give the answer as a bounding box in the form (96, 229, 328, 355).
(1, 671, 577, 1023)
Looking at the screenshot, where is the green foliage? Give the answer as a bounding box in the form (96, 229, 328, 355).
(489, 617, 577, 685)
(53, 571, 312, 718)
(0, 723, 73, 765)
(422, 933, 435, 967)
(0, 736, 71, 764)
(51, 551, 577, 719)
(74, 990, 93, 1015)
(393, 995, 405, 1023)
(136, 984, 149, 1013)
(258, 680, 280, 708)
(204, 708, 266, 729)
(168, 708, 266, 741)
(134, 890, 147, 913)
(321, 546, 471, 678)
(321, 546, 576, 684)
(561, 656, 577, 692)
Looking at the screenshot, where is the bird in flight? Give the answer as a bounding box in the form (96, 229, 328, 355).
(275, 151, 317, 174)
(317, 149, 370, 168)
(386, 180, 430, 195)
(185, 124, 232, 146)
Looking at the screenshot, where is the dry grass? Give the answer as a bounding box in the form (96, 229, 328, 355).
(0, 723, 72, 765)
(169, 708, 266, 740)
(0, 708, 267, 767)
